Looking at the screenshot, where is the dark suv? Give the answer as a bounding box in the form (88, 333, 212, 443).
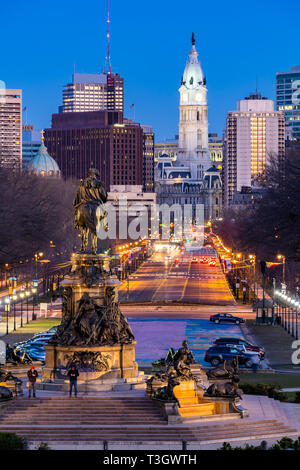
(213, 337, 265, 358)
(204, 345, 257, 367)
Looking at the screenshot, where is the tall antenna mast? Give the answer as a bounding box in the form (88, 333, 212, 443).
(104, 0, 112, 74)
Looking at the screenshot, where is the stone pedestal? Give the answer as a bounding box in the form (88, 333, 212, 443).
(43, 342, 138, 381)
(43, 251, 139, 385)
(61, 253, 120, 312)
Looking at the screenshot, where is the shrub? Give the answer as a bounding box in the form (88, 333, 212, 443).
(0, 432, 27, 450)
(218, 437, 300, 450)
(37, 442, 51, 451)
(269, 437, 300, 450)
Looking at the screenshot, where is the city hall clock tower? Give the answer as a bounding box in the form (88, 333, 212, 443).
(177, 33, 211, 179)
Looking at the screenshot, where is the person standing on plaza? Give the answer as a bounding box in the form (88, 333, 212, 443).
(67, 364, 79, 397)
(27, 365, 38, 398)
(250, 353, 260, 373)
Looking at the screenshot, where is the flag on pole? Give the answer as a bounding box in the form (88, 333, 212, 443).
(130, 104, 134, 109)
(23, 106, 27, 111)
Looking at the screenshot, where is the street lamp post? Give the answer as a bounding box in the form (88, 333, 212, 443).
(25, 291, 30, 324)
(12, 295, 17, 331)
(4, 297, 10, 335)
(31, 288, 37, 320)
(249, 254, 256, 301)
(20, 293, 24, 328)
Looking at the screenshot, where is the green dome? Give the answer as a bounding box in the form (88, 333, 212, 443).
(27, 143, 61, 178)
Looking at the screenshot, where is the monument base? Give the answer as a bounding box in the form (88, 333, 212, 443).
(43, 342, 138, 381)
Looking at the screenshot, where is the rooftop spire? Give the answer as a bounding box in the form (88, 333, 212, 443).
(192, 32, 195, 46)
(104, 0, 112, 74)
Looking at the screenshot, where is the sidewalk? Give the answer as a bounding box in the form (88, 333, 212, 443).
(0, 299, 61, 338)
(0, 317, 60, 344)
(245, 320, 298, 369)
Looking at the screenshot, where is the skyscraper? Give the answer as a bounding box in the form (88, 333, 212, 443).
(0, 89, 22, 170)
(44, 110, 144, 189)
(224, 92, 285, 206)
(60, 72, 124, 114)
(141, 125, 154, 192)
(276, 66, 300, 141)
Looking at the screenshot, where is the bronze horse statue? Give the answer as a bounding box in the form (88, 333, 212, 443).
(74, 169, 108, 254)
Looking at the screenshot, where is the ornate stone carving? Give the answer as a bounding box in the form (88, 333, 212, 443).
(63, 351, 112, 372)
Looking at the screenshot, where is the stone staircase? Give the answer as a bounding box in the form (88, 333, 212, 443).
(0, 396, 298, 447)
(0, 397, 165, 426)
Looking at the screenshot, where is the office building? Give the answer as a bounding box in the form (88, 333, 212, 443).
(22, 125, 41, 170)
(276, 66, 300, 141)
(224, 92, 285, 206)
(60, 72, 124, 114)
(141, 125, 154, 192)
(0, 89, 22, 170)
(44, 110, 144, 189)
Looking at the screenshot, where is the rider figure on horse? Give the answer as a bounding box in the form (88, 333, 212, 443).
(73, 169, 108, 254)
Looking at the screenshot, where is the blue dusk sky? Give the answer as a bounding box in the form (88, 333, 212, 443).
(1, 0, 299, 141)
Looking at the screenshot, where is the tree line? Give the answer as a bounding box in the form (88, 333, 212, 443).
(0, 169, 77, 270)
(216, 145, 300, 286)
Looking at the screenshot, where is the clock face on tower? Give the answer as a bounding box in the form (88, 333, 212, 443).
(195, 92, 202, 102)
(182, 93, 188, 103)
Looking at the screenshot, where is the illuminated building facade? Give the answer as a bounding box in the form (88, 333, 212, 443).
(155, 134, 223, 169)
(276, 66, 300, 141)
(44, 110, 144, 189)
(0, 89, 22, 170)
(224, 92, 285, 206)
(60, 73, 124, 114)
(22, 125, 41, 171)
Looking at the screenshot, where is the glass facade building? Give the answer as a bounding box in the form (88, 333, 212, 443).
(276, 66, 300, 141)
(61, 72, 124, 114)
(22, 125, 41, 171)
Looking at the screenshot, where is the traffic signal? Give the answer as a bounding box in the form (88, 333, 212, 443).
(260, 260, 266, 274)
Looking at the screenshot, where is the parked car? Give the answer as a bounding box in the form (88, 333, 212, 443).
(204, 345, 257, 367)
(209, 313, 245, 324)
(213, 337, 265, 358)
(13, 326, 56, 363)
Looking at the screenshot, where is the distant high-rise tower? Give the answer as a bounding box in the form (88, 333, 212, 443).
(276, 66, 300, 141)
(60, 72, 124, 113)
(0, 89, 22, 170)
(224, 92, 285, 206)
(60, 0, 124, 114)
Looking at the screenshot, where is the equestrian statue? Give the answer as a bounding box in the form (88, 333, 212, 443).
(73, 169, 108, 254)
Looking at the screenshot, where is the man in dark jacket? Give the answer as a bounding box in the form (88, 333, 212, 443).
(27, 366, 38, 398)
(67, 364, 79, 397)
